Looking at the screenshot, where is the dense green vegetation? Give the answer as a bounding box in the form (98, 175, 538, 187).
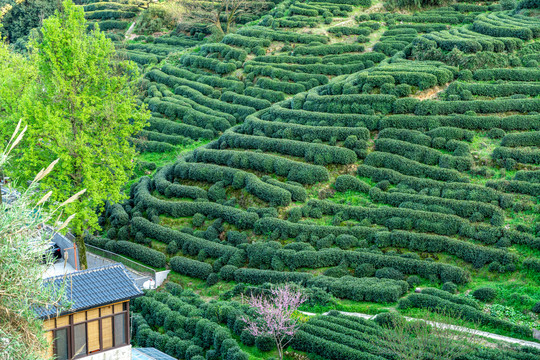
(85, 0, 540, 348)
(2, 0, 540, 358)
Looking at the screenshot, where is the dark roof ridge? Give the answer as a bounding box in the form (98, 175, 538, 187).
(37, 262, 143, 319)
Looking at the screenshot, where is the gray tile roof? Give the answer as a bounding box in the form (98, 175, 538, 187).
(132, 348, 177, 360)
(36, 263, 143, 319)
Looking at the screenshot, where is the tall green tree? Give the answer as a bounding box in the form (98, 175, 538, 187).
(0, 36, 36, 194)
(0, 0, 62, 44)
(6, 0, 149, 268)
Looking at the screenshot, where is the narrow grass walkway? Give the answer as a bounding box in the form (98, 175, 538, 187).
(300, 310, 540, 349)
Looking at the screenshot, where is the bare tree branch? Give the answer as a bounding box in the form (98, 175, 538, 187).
(178, 0, 269, 35)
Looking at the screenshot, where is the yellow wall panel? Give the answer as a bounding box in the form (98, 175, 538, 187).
(56, 315, 69, 328)
(73, 311, 86, 324)
(87, 320, 100, 353)
(43, 319, 55, 331)
(101, 305, 113, 317)
(87, 308, 99, 320)
(102, 317, 113, 350)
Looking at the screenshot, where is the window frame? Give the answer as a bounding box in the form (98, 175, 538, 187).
(47, 301, 131, 359)
(53, 326, 70, 360)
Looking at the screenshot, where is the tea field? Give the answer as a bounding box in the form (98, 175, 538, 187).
(81, 0, 540, 358)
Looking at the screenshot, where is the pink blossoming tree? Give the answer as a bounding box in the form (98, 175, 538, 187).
(241, 284, 307, 360)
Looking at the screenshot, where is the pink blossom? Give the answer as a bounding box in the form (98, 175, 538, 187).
(241, 284, 307, 360)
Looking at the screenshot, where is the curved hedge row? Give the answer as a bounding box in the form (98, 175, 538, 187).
(369, 187, 504, 224)
(244, 116, 369, 141)
(221, 91, 271, 111)
(218, 130, 358, 165)
(246, 64, 329, 88)
(473, 68, 540, 82)
(181, 54, 237, 74)
(357, 165, 507, 205)
(192, 147, 329, 184)
(375, 138, 472, 171)
(174, 86, 255, 121)
(85, 10, 137, 20)
(146, 97, 231, 133)
(364, 151, 468, 182)
(233, 268, 408, 302)
(486, 179, 540, 197)
(246, 60, 370, 76)
(222, 33, 271, 48)
(256, 77, 305, 95)
(146, 69, 215, 96)
(415, 98, 540, 116)
(372, 230, 515, 268)
(244, 86, 286, 103)
(170, 256, 213, 280)
(254, 217, 380, 240)
(501, 131, 540, 147)
(134, 177, 259, 229)
(314, 198, 539, 249)
(293, 43, 365, 56)
(274, 246, 469, 284)
(86, 237, 167, 268)
(237, 26, 329, 44)
(199, 43, 248, 61)
(492, 147, 540, 165)
(172, 161, 292, 206)
(379, 114, 540, 131)
(514, 170, 540, 183)
(473, 12, 539, 40)
(446, 82, 540, 98)
(399, 293, 533, 337)
(131, 217, 242, 261)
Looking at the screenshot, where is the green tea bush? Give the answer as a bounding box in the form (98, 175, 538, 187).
(170, 256, 213, 280)
(472, 287, 497, 302)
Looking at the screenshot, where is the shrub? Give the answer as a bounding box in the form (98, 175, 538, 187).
(167, 241, 179, 255)
(472, 287, 497, 302)
(107, 240, 166, 268)
(255, 336, 275, 352)
(374, 312, 404, 328)
(219, 130, 357, 166)
(487, 128, 505, 139)
(532, 302, 540, 314)
(334, 175, 370, 193)
(375, 267, 404, 281)
(219, 265, 238, 282)
(407, 275, 421, 288)
(206, 273, 219, 287)
(335, 234, 358, 250)
(399, 293, 532, 337)
(442, 282, 457, 294)
(240, 330, 255, 347)
(170, 256, 213, 280)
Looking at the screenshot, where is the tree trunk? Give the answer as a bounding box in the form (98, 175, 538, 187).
(276, 340, 283, 360)
(75, 232, 88, 270)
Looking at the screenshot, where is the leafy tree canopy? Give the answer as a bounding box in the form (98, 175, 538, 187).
(1, 0, 149, 268)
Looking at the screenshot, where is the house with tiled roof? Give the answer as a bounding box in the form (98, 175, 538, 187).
(38, 263, 143, 360)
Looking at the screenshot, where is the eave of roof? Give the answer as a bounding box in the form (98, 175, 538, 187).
(36, 263, 144, 319)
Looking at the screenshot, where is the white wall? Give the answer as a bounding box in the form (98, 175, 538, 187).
(80, 345, 131, 360)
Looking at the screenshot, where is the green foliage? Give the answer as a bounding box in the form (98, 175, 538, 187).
(4, 0, 149, 268)
(472, 287, 498, 302)
(442, 282, 457, 294)
(0, 0, 61, 43)
(334, 175, 371, 193)
(170, 256, 213, 280)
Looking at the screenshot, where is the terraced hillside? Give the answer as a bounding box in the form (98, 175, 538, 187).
(82, 0, 540, 358)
